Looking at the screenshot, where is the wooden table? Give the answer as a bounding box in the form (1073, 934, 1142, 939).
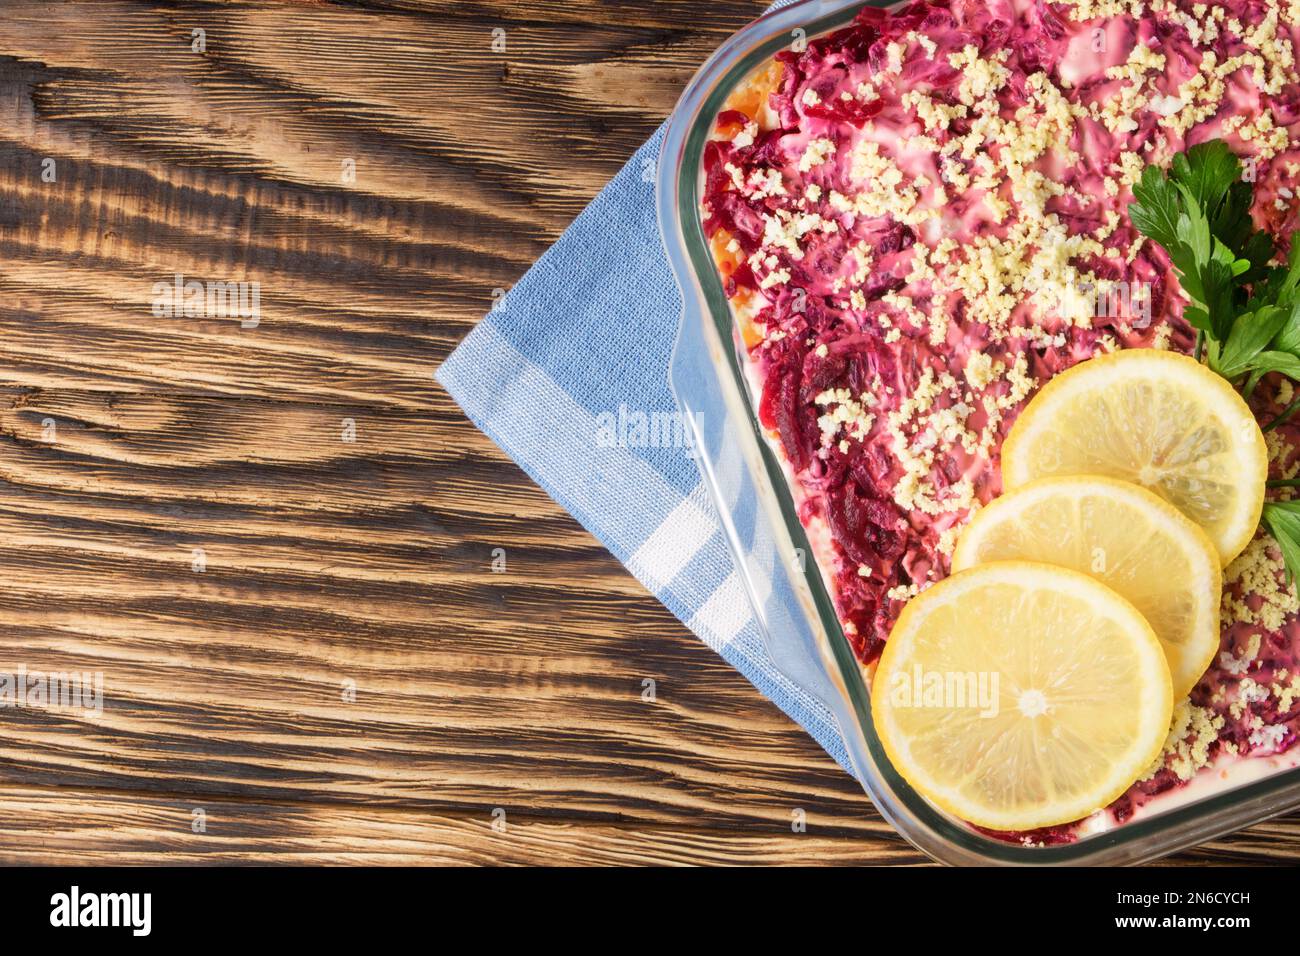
(0, 0, 1293, 866)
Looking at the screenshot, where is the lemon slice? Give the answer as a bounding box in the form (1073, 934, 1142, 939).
(951, 477, 1221, 699)
(1000, 349, 1266, 563)
(872, 562, 1173, 831)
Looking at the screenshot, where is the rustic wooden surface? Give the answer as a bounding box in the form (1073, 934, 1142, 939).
(0, 0, 1294, 866)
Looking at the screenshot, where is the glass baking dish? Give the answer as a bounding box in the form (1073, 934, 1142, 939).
(655, 0, 1300, 864)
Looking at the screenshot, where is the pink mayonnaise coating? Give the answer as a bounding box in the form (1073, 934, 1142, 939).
(703, 0, 1300, 839)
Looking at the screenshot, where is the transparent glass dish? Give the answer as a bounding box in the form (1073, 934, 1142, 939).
(655, 0, 1300, 864)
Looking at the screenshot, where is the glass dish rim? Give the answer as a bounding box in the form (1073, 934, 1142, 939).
(655, 0, 1300, 864)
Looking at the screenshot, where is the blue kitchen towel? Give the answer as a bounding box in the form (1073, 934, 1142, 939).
(435, 7, 851, 774)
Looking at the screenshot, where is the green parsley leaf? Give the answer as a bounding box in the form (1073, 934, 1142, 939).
(1239, 229, 1277, 285)
(1194, 254, 1241, 343)
(1271, 303, 1300, 355)
(1264, 245, 1300, 353)
(1262, 501, 1300, 585)
(1247, 349, 1300, 379)
(1129, 166, 1183, 251)
(1169, 140, 1240, 213)
(1216, 304, 1288, 378)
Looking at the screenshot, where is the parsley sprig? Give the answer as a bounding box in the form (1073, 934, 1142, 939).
(1128, 140, 1300, 582)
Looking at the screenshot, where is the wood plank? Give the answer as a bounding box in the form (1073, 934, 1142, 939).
(0, 0, 1295, 866)
(0, 785, 922, 866)
(0, 782, 1296, 864)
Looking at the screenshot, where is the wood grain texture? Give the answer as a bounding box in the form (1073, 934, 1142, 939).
(0, 0, 1294, 866)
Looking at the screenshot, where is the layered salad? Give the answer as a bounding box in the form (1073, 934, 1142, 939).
(700, 0, 1300, 841)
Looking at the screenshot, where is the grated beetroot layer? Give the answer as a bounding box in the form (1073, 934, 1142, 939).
(702, 0, 1300, 840)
